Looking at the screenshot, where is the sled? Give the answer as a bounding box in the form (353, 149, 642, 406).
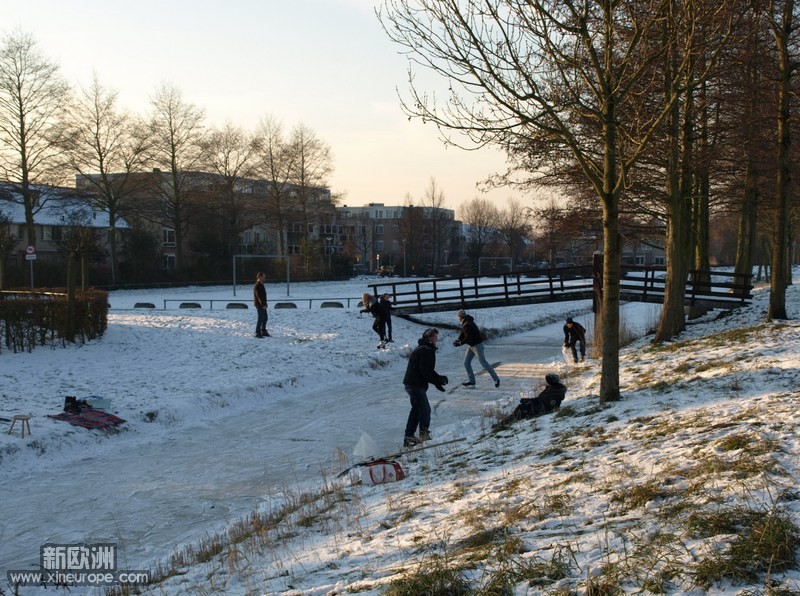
(337, 437, 466, 479)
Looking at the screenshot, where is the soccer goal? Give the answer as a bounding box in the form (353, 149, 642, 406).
(478, 257, 513, 276)
(232, 254, 291, 296)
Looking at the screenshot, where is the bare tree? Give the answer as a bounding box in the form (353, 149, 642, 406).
(288, 124, 333, 269)
(0, 30, 71, 249)
(459, 197, 499, 272)
(379, 0, 703, 402)
(64, 75, 150, 285)
(147, 83, 206, 271)
(495, 198, 531, 267)
(766, 0, 798, 320)
(200, 121, 259, 258)
(531, 199, 571, 266)
(421, 177, 450, 268)
(254, 116, 297, 256)
(399, 198, 425, 274)
(0, 211, 16, 288)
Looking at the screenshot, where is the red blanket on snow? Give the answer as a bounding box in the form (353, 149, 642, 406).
(48, 408, 126, 430)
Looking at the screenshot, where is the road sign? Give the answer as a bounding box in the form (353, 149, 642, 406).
(25, 245, 35, 255)
(25, 254, 37, 261)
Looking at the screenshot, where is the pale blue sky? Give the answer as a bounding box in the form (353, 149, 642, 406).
(6, 0, 519, 210)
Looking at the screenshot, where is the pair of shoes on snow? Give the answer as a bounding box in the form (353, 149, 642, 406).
(403, 436, 420, 447)
(462, 381, 476, 387)
(495, 379, 500, 388)
(377, 341, 387, 349)
(418, 429, 431, 442)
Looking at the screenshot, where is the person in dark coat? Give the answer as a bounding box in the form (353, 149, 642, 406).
(402, 328, 448, 447)
(253, 272, 269, 337)
(498, 373, 566, 426)
(361, 292, 387, 347)
(453, 309, 500, 387)
(563, 317, 586, 363)
(379, 293, 395, 342)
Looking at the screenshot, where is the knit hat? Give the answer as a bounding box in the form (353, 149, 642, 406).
(545, 373, 560, 384)
(422, 328, 439, 340)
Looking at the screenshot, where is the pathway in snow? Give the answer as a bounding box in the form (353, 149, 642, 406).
(2, 328, 566, 575)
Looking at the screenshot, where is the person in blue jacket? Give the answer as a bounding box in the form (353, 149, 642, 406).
(453, 310, 500, 388)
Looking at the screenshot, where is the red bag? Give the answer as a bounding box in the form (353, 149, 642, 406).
(361, 459, 406, 484)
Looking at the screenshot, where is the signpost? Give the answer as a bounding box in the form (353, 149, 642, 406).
(25, 245, 36, 288)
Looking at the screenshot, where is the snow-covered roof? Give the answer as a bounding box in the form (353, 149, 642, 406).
(0, 183, 130, 229)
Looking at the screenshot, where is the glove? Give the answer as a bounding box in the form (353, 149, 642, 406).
(452, 340, 461, 347)
(439, 375, 449, 385)
(435, 384, 445, 392)
(360, 309, 368, 314)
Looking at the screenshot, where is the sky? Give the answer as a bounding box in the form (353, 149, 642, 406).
(2, 273, 800, 593)
(4, 0, 522, 212)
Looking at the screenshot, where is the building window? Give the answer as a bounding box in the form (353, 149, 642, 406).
(375, 224, 384, 235)
(161, 254, 176, 270)
(43, 225, 63, 241)
(654, 256, 665, 266)
(634, 255, 645, 265)
(376, 240, 385, 251)
(162, 228, 176, 247)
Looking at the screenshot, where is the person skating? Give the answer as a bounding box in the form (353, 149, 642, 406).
(563, 317, 586, 363)
(453, 309, 500, 388)
(402, 328, 448, 447)
(253, 272, 270, 338)
(379, 293, 395, 342)
(361, 292, 387, 348)
(497, 373, 566, 426)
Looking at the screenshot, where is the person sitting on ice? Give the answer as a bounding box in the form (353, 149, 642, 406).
(496, 373, 567, 427)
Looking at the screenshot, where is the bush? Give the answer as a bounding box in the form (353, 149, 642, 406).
(0, 288, 108, 353)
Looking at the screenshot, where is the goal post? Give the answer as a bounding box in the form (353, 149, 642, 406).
(478, 257, 513, 276)
(233, 254, 291, 296)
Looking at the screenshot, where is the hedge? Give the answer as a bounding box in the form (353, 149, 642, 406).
(0, 289, 109, 354)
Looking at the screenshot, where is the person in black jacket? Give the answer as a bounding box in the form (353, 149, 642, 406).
(453, 310, 500, 388)
(253, 272, 269, 338)
(498, 373, 566, 426)
(361, 292, 387, 348)
(379, 293, 395, 342)
(563, 317, 586, 363)
(402, 328, 448, 447)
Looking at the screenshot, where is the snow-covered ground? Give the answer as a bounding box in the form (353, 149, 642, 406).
(2, 273, 798, 594)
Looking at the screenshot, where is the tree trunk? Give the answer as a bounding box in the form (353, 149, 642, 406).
(599, 85, 621, 404)
(66, 253, 77, 342)
(735, 187, 758, 279)
(768, 0, 793, 321)
(655, 78, 692, 341)
(599, 202, 622, 404)
(734, 59, 762, 281)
